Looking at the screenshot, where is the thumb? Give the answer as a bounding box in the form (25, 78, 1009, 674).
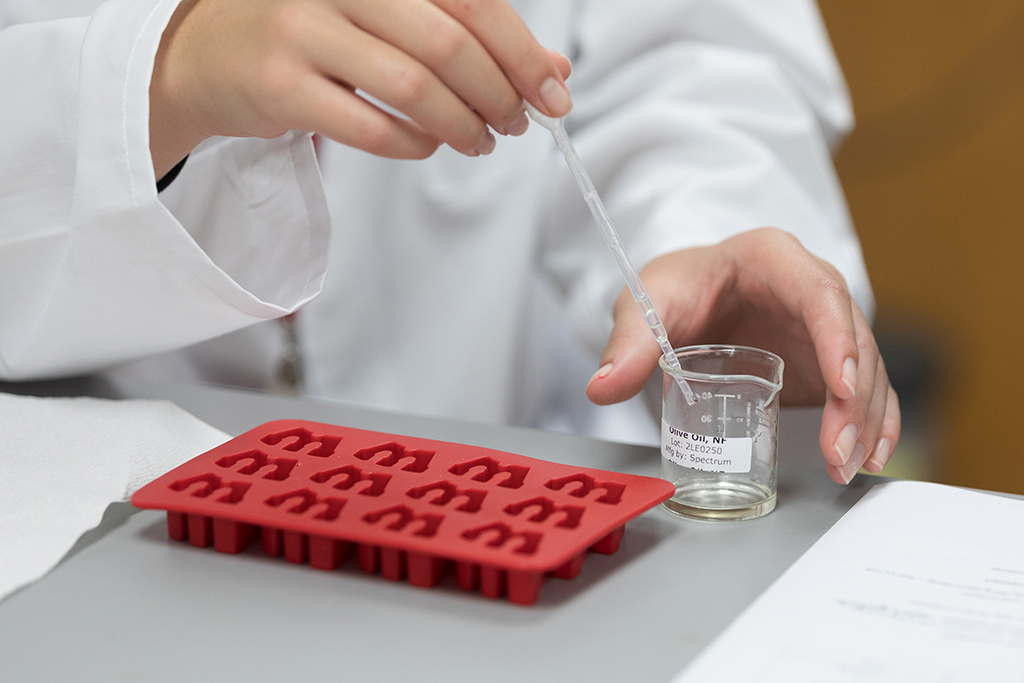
(586, 298, 664, 406)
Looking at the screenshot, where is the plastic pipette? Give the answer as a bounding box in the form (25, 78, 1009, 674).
(525, 103, 696, 405)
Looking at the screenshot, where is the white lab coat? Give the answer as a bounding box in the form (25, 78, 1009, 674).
(0, 0, 329, 379)
(0, 0, 870, 446)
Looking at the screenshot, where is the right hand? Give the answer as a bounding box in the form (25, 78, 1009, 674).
(149, 0, 573, 177)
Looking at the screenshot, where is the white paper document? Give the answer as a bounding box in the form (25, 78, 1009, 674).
(674, 480, 1024, 683)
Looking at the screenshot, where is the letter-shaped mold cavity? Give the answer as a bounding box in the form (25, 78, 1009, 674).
(166, 512, 256, 553)
(261, 427, 340, 458)
(589, 526, 625, 555)
(447, 457, 528, 489)
(353, 442, 434, 473)
(310, 465, 392, 497)
(215, 449, 297, 481)
(169, 473, 250, 504)
(503, 496, 585, 529)
(461, 522, 542, 555)
(264, 489, 346, 521)
(362, 505, 443, 538)
(544, 473, 625, 504)
(451, 562, 543, 604)
(405, 481, 487, 512)
(355, 546, 446, 586)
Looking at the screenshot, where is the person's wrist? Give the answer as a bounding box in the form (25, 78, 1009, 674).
(149, 0, 210, 178)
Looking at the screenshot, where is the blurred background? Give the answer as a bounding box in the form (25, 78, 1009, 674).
(817, 1, 1024, 494)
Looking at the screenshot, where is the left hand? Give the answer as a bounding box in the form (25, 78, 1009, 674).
(585, 227, 901, 484)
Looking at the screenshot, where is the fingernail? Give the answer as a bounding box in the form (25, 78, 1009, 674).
(833, 423, 858, 466)
(474, 131, 496, 156)
(504, 110, 529, 136)
(539, 77, 572, 117)
(589, 363, 613, 384)
(842, 442, 866, 482)
(841, 357, 857, 398)
(865, 437, 892, 473)
(558, 52, 572, 74)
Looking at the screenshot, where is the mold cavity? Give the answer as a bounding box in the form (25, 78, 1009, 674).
(352, 442, 434, 472)
(456, 562, 479, 591)
(310, 465, 391, 496)
(405, 481, 487, 512)
(361, 505, 443, 538)
(461, 522, 542, 555)
(543, 474, 625, 504)
(447, 457, 528, 489)
(264, 488, 347, 521)
(169, 473, 250, 504)
(503, 496, 585, 528)
(215, 449, 297, 481)
(261, 427, 341, 458)
(358, 544, 380, 574)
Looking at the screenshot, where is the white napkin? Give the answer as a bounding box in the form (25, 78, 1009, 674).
(0, 392, 229, 601)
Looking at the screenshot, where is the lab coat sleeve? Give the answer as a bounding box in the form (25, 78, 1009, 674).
(538, 0, 871, 358)
(0, 0, 329, 380)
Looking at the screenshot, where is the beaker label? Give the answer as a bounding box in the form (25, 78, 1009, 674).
(661, 421, 753, 474)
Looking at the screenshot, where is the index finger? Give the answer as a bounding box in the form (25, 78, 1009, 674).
(432, 0, 573, 117)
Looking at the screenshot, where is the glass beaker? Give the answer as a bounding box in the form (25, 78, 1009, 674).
(660, 345, 784, 521)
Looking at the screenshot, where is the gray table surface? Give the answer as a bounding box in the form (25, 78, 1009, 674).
(0, 376, 881, 682)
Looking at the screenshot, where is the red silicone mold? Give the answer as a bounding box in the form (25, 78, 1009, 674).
(132, 420, 674, 605)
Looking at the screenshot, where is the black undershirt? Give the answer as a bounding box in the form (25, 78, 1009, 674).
(156, 155, 188, 193)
